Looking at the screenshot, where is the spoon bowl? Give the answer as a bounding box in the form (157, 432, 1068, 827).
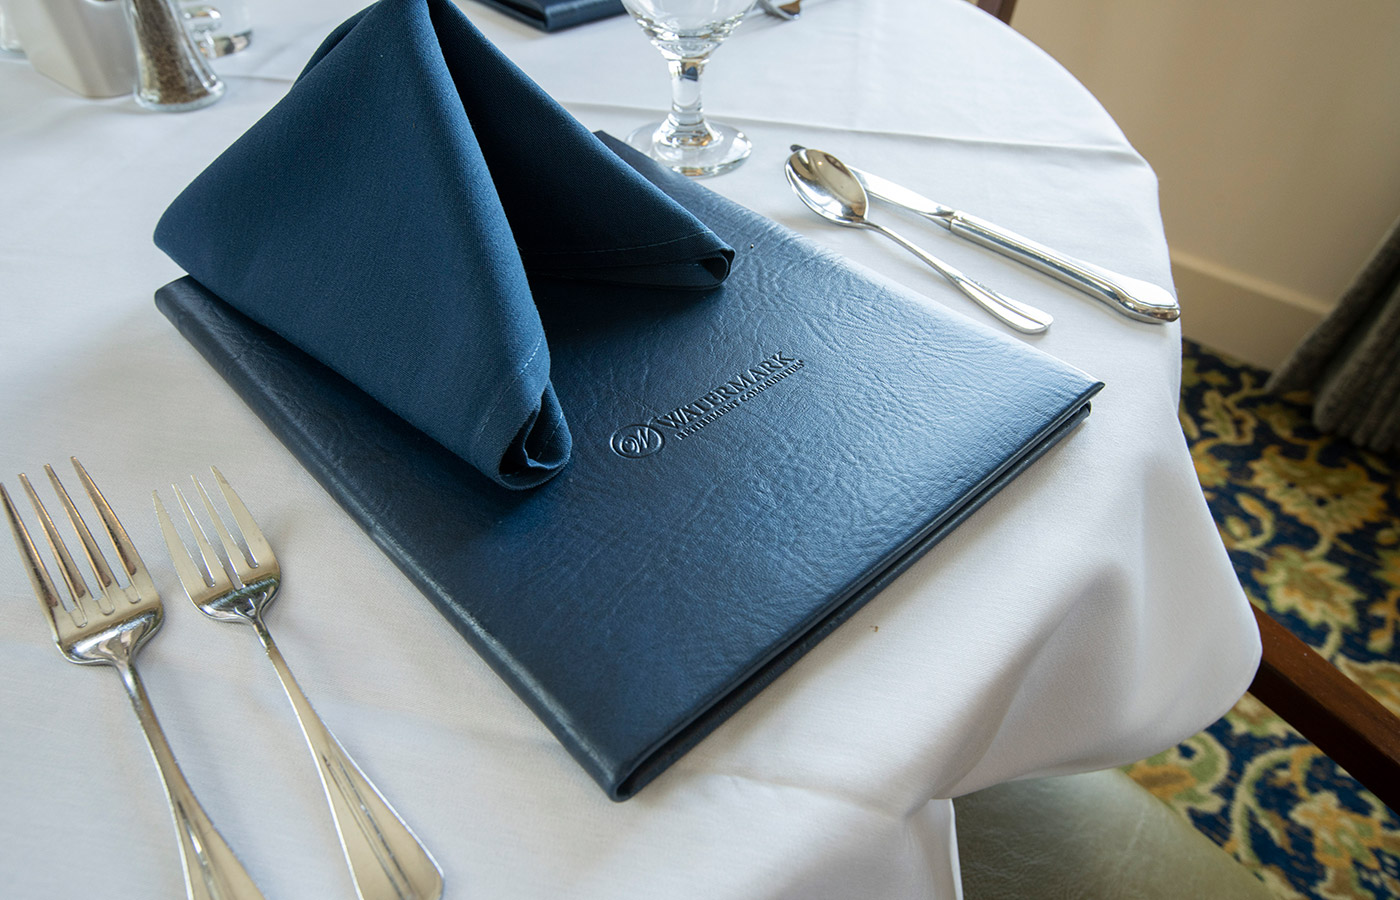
(785, 148, 1053, 334)
(786, 148, 871, 224)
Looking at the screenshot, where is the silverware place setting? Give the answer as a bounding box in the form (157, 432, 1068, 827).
(154, 467, 442, 900)
(785, 146, 1053, 334)
(4, 458, 442, 900)
(2, 459, 267, 900)
(785, 145, 1182, 327)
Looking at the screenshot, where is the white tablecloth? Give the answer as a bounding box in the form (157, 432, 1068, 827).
(0, 1, 1260, 897)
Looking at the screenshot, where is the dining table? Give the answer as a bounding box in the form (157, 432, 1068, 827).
(0, 0, 1262, 897)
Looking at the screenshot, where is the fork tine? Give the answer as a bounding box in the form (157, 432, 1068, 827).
(45, 463, 119, 615)
(154, 490, 221, 600)
(70, 457, 157, 602)
(210, 467, 273, 569)
(2, 481, 81, 631)
(20, 471, 108, 618)
(170, 483, 232, 591)
(192, 477, 246, 583)
(200, 467, 273, 583)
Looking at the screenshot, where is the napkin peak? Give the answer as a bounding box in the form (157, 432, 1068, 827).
(154, 0, 733, 489)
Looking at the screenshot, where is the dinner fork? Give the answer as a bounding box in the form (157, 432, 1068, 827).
(155, 467, 443, 900)
(1, 458, 265, 900)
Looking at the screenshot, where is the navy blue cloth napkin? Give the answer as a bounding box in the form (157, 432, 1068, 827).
(466, 0, 625, 31)
(154, 0, 732, 490)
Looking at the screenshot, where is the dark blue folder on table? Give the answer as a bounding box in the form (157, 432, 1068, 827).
(151, 0, 1101, 799)
(466, 0, 624, 31)
(155, 134, 1101, 798)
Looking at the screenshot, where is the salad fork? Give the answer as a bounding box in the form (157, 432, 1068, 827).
(154, 466, 443, 900)
(1, 458, 265, 900)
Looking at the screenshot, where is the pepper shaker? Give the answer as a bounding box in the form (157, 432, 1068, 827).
(124, 0, 222, 110)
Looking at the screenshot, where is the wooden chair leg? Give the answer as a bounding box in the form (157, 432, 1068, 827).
(975, 0, 1018, 25)
(1247, 605, 1400, 813)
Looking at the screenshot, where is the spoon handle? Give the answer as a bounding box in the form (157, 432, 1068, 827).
(868, 223, 1053, 334)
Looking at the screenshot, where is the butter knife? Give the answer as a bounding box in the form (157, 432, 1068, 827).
(791, 146, 1180, 324)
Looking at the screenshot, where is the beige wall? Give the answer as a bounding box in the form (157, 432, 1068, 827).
(1010, 0, 1400, 369)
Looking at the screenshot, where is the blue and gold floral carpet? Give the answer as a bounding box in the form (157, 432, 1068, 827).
(1123, 340, 1400, 899)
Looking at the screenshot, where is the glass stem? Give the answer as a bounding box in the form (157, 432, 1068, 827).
(662, 57, 715, 147)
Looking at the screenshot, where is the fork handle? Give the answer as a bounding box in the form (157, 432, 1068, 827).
(118, 661, 267, 900)
(252, 618, 443, 900)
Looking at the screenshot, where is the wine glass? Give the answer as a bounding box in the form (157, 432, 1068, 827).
(622, 0, 757, 177)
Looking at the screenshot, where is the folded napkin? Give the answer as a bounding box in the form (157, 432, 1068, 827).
(154, 0, 733, 490)
(466, 0, 625, 31)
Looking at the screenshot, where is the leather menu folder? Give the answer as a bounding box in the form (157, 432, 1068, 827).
(154, 135, 1102, 799)
(465, 0, 624, 31)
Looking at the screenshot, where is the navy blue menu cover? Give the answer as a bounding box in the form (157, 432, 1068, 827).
(154, 136, 1102, 800)
(466, 0, 624, 31)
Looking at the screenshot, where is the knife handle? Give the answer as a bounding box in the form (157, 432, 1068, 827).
(944, 212, 1180, 324)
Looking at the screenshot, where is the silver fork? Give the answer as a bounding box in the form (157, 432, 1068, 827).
(155, 467, 443, 900)
(1, 458, 265, 900)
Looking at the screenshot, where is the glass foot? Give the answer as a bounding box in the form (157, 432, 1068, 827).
(626, 119, 751, 178)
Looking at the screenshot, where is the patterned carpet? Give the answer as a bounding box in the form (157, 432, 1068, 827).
(1123, 340, 1400, 899)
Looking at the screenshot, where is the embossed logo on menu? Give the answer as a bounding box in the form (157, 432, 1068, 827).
(609, 351, 807, 459)
(610, 424, 665, 458)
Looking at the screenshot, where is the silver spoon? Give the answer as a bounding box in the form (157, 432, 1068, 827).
(785, 148, 1053, 334)
(789, 144, 1179, 324)
(758, 0, 801, 19)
